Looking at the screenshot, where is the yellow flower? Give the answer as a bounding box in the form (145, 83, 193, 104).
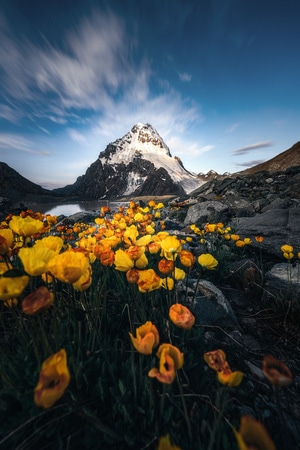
(169, 303, 195, 329)
(47, 251, 90, 283)
(137, 269, 161, 293)
(123, 225, 139, 246)
(148, 344, 184, 384)
(198, 253, 218, 270)
(129, 321, 160, 355)
(114, 248, 135, 272)
(236, 240, 246, 248)
(174, 267, 186, 280)
(280, 244, 293, 253)
(230, 234, 240, 241)
(34, 236, 64, 253)
(158, 434, 181, 450)
(0, 271, 29, 301)
(283, 252, 294, 260)
(34, 349, 70, 409)
(9, 215, 44, 237)
(160, 236, 182, 259)
(244, 238, 252, 245)
(234, 415, 276, 450)
(18, 246, 56, 276)
(72, 265, 92, 291)
(262, 354, 293, 387)
(22, 286, 54, 315)
(160, 277, 174, 290)
(135, 252, 148, 269)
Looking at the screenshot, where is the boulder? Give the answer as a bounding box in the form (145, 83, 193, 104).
(262, 262, 300, 301)
(231, 208, 300, 258)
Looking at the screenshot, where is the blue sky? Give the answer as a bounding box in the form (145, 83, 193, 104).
(0, 0, 299, 189)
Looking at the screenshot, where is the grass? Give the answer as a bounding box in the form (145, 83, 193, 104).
(0, 201, 299, 449)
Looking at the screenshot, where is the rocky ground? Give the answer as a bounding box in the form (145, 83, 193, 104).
(1, 166, 300, 448)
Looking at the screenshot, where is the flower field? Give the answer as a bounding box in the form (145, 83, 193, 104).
(0, 201, 298, 449)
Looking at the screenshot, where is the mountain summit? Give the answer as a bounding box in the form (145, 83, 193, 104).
(55, 123, 203, 199)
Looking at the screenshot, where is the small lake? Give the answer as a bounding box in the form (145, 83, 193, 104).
(26, 201, 126, 216)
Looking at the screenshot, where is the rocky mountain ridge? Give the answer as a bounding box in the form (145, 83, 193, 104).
(54, 123, 202, 199)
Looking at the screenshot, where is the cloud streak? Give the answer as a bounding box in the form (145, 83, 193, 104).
(232, 141, 273, 155)
(235, 159, 265, 167)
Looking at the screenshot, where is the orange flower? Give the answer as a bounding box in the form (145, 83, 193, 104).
(148, 344, 184, 384)
(129, 321, 159, 355)
(203, 349, 227, 371)
(169, 303, 195, 329)
(255, 236, 264, 243)
(179, 250, 195, 268)
(230, 234, 240, 241)
(236, 240, 246, 248)
(234, 415, 276, 450)
(148, 242, 161, 254)
(0, 229, 14, 255)
(98, 249, 115, 266)
(158, 258, 174, 275)
(217, 365, 243, 387)
(34, 349, 70, 409)
(262, 354, 293, 387)
(137, 269, 161, 293)
(22, 286, 54, 315)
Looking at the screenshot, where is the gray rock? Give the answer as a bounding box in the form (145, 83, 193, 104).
(183, 201, 230, 226)
(262, 262, 300, 301)
(231, 208, 300, 258)
(177, 279, 240, 330)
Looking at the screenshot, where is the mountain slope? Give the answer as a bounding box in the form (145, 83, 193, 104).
(55, 123, 203, 199)
(237, 141, 300, 175)
(0, 162, 59, 203)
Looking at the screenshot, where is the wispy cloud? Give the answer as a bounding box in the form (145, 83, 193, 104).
(232, 141, 273, 155)
(0, 133, 50, 155)
(178, 72, 192, 82)
(235, 159, 265, 167)
(226, 122, 241, 133)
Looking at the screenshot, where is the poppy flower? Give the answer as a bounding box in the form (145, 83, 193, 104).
(255, 236, 264, 243)
(179, 250, 195, 268)
(47, 251, 90, 284)
(169, 303, 195, 329)
(129, 321, 159, 355)
(22, 286, 54, 315)
(262, 354, 293, 387)
(19, 246, 57, 276)
(217, 365, 243, 387)
(160, 235, 182, 259)
(203, 349, 227, 371)
(0, 270, 29, 301)
(72, 265, 92, 291)
(34, 349, 70, 409)
(137, 269, 161, 293)
(0, 229, 14, 254)
(280, 244, 293, 254)
(34, 236, 64, 253)
(9, 215, 44, 237)
(198, 253, 218, 270)
(114, 248, 135, 272)
(148, 343, 184, 384)
(158, 434, 181, 450)
(234, 415, 276, 450)
(158, 259, 175, 275)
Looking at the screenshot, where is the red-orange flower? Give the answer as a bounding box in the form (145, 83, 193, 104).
(22, 286, 54, 315)
(262, 354, 293, 387)
(255, 236, 264, 243)
(126, 269, 140, 284)
(158, 258, 174, 275)
(169, 303, 195, 329)
(203, 349, 227, 371)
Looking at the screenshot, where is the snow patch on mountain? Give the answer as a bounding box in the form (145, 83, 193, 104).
(99, 123, 202, 194)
